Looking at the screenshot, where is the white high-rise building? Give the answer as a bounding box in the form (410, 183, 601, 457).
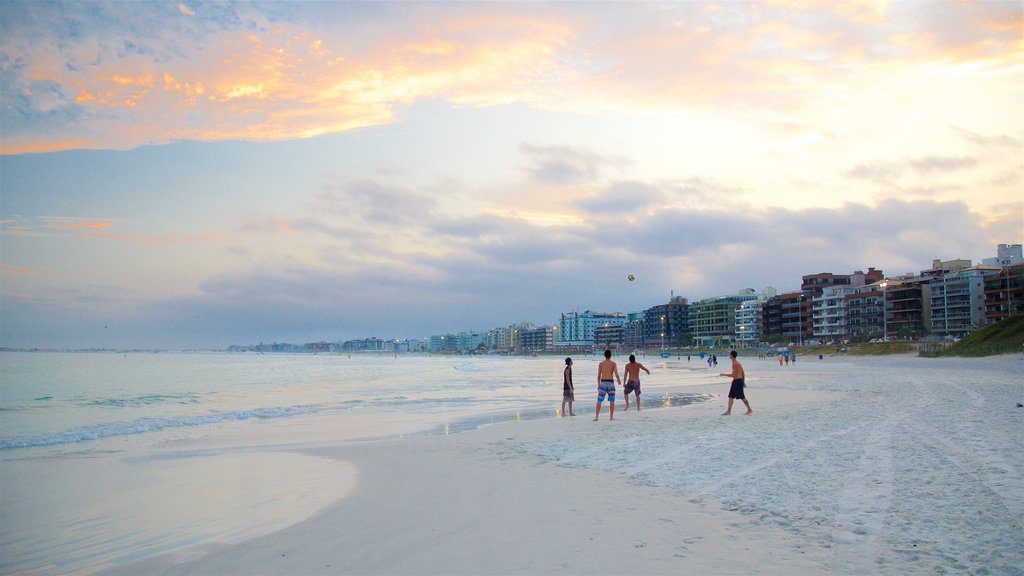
(930, 265, 1002, 337)
(558, 310, 627, 346)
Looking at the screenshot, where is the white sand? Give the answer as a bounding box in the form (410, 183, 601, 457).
(102, 354, 1024, 575)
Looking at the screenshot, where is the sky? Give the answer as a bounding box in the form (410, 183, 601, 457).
(1, 0, 1022, 350)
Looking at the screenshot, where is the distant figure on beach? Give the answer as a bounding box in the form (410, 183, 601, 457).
(712, 354, 718, 367)
(720, 350, 752, 416)
(778, 354, 784, 366)
(595, 349, 621, 421)
(623, 354, 650, 411)
(562, 358, 576, 417)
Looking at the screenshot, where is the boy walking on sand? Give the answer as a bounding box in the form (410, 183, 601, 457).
(623, 354, 650, 411)
(562, 358, 576, 416)
(595, 350, 621, 421)
(719, 350, 753, 415)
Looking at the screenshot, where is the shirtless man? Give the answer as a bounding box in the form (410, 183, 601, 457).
(595, 349, 621, 421)
(719, 350, 753, 415)
(622, 354, 650, 411)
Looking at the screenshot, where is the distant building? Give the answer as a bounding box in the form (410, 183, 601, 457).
(690, 289, 759, 347)
(982, 243, 1023, 267)
(928, 264, 1002, 337)
(845, 283, 885, 338)
(985, 262, 1024, 321)
(811, 286, 851, 341)
(734, 298, 765, 346)
(428, 334, 457, 353)
(801, 269, 883, 344)
(642, 296, 689, 348)
(883, 277, 931, 339)
(622, 313, 645, 350)
(558, 310, 627, 347)
(519, 325, 552, 352)
(594, 323, 625, 349)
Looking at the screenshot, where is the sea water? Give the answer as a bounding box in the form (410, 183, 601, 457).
(0, 351, 712, 574)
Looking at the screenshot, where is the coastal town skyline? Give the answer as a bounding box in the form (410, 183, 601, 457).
(2, 1, 1021, 350)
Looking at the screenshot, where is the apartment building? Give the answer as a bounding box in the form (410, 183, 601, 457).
(985, 262, 1024, 322)
(883, 277, 931, 339)
(622, 313, 645, 350)
(642, 296, 689, 348)
(982, 243, 1023, 267)
(690, 289, 759, 347)
(812, 286, 851, 340)
(558, 310, 627, 346)
(845, 283, 885, 338)
(734, 298, 765, 346)
(930, 265, 1001, 337)
(519, 325, 553, 352)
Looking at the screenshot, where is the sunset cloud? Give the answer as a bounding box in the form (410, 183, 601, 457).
(0, 1, 1019, 349)
(2, 2, 1020, 154)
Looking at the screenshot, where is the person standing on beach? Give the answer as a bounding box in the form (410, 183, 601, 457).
(719, 350, 752, 416)
(562, 358, 576, 417)
(623, 354, 650, 411)
(595, 349, 621, 421)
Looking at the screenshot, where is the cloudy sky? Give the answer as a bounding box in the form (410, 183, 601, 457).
(1, 0, 1021, 349)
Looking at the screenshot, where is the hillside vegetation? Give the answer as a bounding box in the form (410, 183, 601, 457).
(919, 316, 1024, 357)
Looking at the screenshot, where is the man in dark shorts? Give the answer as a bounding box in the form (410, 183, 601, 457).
(719, 350, 752, 416)
(622, 354, 650, 411)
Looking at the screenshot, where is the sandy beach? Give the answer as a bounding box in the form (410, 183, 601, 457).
(93, 353, 1023, 576)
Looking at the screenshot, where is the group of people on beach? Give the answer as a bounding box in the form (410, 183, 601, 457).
(561, 350, 752, 420)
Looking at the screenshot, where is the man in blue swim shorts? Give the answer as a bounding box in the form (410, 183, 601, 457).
(594, 349, 622, 421)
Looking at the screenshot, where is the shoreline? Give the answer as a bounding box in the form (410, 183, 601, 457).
(101, 382, 844, 576)
(81, 355, 1024, 574)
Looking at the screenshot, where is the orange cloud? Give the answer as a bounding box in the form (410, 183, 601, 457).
(43, 218, 113, 230)
(0, 263, 51, 276)
(1, 2, 1020, 154)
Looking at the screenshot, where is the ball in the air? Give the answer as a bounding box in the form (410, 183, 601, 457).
(627, 274, 636, 282)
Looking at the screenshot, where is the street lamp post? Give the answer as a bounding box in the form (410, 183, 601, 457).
(879, 281, 888, 341)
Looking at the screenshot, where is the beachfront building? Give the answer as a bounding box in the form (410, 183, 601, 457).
(622, 313, 645, 350)
(642, 296, 689, 349)
(734, 298, 765, 347)
(427, 331, 485, 353)
(845, 283, 885, 339)
(765, 290, 812, 345)
(920, 258, 972, 280)
(485, 326, 511, 352)
(882, 276, 931, 339)
(690, 289, 759, 347)
(342, 337, 389, 352)
(519, 325, 553, 352)
(594, 323, 625, 349)
(557, 310, 627, 347)
(802, 268, 883, 344)
(985, 262, 1024, 322)
(982, 243, 1024, 267)
(428, 334, 457, 353)
(811, 286, 852, 341)
(929, 265, 1002, 337)
(506, 323, 529, 353)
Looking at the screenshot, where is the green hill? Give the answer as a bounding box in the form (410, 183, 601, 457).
(920, 316, 1024, 357)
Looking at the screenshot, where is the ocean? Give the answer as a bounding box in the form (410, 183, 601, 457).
(0, 350, 711, 574)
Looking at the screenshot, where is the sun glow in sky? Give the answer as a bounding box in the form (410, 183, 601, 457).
(1, 0, 1021, 349)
